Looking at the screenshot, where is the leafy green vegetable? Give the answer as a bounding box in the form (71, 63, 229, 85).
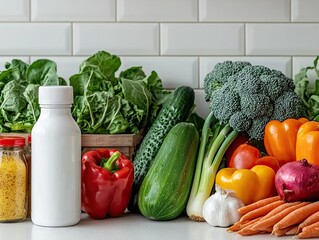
(26, 59, 67, 86)
(0, 59, 65, 132)
(0, 51, 169, 134)
(294, 56, 319, 120)
(70, 51, 169, 134)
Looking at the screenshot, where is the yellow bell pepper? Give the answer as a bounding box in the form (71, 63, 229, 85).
(215, 165, 276, 205)
(296, 121, 319, 166)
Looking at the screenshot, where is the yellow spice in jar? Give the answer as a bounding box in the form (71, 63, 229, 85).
(0, 154, 27, 222)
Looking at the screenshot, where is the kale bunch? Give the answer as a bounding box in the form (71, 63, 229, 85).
(70, 51, 169, 134)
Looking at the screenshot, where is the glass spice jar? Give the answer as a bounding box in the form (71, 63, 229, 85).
(0, 136, 27, 222)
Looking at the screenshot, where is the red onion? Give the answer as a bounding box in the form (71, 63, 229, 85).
(275, 160, 319, 202)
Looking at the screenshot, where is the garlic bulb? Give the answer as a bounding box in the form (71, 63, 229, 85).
(202, 185, 244, 227)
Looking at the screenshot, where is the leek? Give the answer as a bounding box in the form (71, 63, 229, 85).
(186, 111, 238, 221)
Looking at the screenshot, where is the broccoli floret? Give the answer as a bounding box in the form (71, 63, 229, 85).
(229, 111, 251, 132)
(211, 61, 251, 83)
(204, 74, 222, 101)
(210, 84, 240, 123)
(234, 65, 277, 95)
(272, 91, 307, 121)
(246, 116, 270, 140)
(235, 72, 264, 95)
(204, 61, 251, 101)
(241, 65, 272, 78)
(261, 74, 295, 101)
(240, 94, 273, 119)
(204, 60, 306, 141)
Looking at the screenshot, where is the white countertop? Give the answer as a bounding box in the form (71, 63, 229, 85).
(0, 213, 297, 240)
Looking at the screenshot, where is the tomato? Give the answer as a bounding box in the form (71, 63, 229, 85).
(228, 143, 260, 169)
(225, 133, 249, 166)
(255, 156, 286, 172)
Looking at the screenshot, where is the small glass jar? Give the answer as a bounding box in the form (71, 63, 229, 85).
(0, 136, 27, 222)
(26, 135, 31, 218)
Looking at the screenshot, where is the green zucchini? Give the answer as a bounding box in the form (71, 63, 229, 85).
(128, 86, 195, 212)
(138, 122, 199, 220)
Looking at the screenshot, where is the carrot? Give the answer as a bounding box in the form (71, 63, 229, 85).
(251, 202, 309, 231)
(227, 217, 261, 232)
(298, 226, 319, 239)
(301, 221, 319, 233)
(237, 224, 272, 236)
(237, 196, 281, 215)
(274, 201, 319, 231)
(239, 200, 285, 223)
(286, 225, 299, 236)
(237, 227, 260, 236)
(262, 201, 301, 219)
(272, 225, 298, 236)
(227, 221, 242, 232)
(298, 210, 319, 230)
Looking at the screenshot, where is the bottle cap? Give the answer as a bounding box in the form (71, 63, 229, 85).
(0, 136, 26, 147)
(39, 86, 73, 105)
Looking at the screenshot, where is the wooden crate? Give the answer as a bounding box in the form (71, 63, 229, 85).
(1, 132, 144, 160)
(81, 132, 144, 159)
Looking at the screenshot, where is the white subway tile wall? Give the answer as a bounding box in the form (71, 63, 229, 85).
(0, 0, 318, 118)
(31, 0, 116, 21)
(199, 0, 290, 22)
(0, 0, 29, 21)
(73, 23, 159, 55)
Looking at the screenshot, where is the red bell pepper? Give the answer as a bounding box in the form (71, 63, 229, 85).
(81, 148, 134, 219)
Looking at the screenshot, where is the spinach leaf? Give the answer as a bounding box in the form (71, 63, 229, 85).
(26, 59, 66, 86)
(23, 84, 40, 123)
(0, 81, 27, 112)
(0, 59, 29, 91)
(0, 58, 65, 132)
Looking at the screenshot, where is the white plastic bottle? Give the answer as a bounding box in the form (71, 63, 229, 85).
(31, 86, 81, 227)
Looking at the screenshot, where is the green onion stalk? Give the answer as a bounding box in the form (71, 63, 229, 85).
(186, 111, 238, 221)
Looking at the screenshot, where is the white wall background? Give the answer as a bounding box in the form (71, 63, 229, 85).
(0, 0, 318, 118)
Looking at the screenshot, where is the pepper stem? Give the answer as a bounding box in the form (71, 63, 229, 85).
(101, 151, 121, 172)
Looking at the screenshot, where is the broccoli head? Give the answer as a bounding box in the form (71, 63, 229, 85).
(203, 60, 306, 141)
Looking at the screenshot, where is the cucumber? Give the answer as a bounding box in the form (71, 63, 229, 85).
(128, 86, 195, 212)
(138, 122, 199, 220)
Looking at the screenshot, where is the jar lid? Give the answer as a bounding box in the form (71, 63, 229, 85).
(39, 86, 73, 105)
(0, 136, 26, 147)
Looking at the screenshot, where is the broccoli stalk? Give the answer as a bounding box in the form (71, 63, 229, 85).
(186, 112, 238, 221)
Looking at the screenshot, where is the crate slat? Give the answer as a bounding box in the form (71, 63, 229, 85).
(1, 132, 144, 160)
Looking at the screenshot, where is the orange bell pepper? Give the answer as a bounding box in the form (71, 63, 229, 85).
(264, 118, 308, 163)
(296, 121, 319, 166)
(215, 165, 276, 205)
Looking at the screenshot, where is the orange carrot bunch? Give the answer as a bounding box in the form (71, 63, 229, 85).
(228, 196, 319, 239)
